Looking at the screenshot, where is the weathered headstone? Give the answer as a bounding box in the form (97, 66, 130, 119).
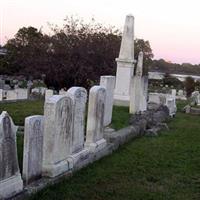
(130, 52, 146, 114)
(85, 86, 107, 152)
(0, 111, 23, 199)
(45, 89, 53, 101)
(114, 14, 136, 106)
(23, 115, 44, 184)
(166, 97, 176, 117)
(67, 87, 87, 153)
(42, 95, 73, 177)
(100, 76, 115, 126)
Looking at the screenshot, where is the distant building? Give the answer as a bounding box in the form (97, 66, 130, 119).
(148, 71, 200, 82)
(0, 48, 7, 56)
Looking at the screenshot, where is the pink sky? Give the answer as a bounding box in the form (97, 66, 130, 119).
(1, 0, 200, 64)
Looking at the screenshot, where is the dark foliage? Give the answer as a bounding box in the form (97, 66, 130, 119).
(3, 16, 153, 90)
(150, 59, 200, 75)
(184, 76, 195, 97)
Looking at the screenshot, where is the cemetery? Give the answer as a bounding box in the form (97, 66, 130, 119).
(0, 13, 200, 200)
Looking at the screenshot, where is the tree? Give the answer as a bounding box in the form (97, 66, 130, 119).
(184, 76, 195, 97)
(134, 39, 154, 75)
(4, 16, 154, 90)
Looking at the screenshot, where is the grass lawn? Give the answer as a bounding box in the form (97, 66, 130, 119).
(22, 100, 200, 200)
(3, 99, 198, 199)
(0, 100, 44, 126)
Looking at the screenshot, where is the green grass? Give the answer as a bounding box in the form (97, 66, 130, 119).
(111, 106, 130, 130)
(11, 100, 200, 199)
(24, 100, 200, 200)
(0, 100, 44, 126)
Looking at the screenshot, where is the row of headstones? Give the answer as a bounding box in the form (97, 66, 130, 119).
(0, 88, 28, 101)
(148, 92, 177, 117)
(171, 89, 187, 100)
(0, 76, 115, 199)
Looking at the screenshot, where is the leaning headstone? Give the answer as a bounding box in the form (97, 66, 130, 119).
(100, 76, 115, 126)
(45, 89, 53, 101)
(85, 86, 107, 152)
(42, 95, 73, 177)
(67, 87, 87, 153)
(0, 111, 23, 199)
(23, 115, 44, 185)
(114, 14, 136, 106)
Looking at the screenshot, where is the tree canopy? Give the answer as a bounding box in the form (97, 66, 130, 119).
(2, 16, 154, 90)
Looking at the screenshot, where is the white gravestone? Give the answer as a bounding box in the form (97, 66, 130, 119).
(42, 95, 73, 177)
(23, 115, 44, 185)
(16, 88, 28, 100)
(45, 89, 53, 101)
(85, 86, 107, 153)
(130, 52, 146, 114)
(114, 14, 136, 106)
(6, 90, 18, 100)
(67, 87, 87, 153)
(171, 89, 176, 97)
(148, 93, 161, 104)
(67, 87, 89, 167)
(0, 111, 23, 199)
(100, 76, 116, 126)
(165, 96, 177, 117)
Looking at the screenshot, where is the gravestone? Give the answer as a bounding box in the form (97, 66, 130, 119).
(148, 93, 161, 104)
(16, 88, 28, 100)
(67, 87, 87, 153)
(85, 86, 107, 152)
(0, 111, 23, 199)
(171, 89, 176, 97)
(114, 14, 136, 106)
(45, 89, 53, 101)
(6, 90, 18, 100)
(130, 52, 146, 114)
(42, 95, 73, 177)
(166, 97, 176, 117)
(23, 115, 44, 184)
(100, 76, 115, 126)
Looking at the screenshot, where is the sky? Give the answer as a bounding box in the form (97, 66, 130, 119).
(1, 0, 200, 64)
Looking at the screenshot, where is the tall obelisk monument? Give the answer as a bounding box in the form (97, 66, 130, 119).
(114, 14, 136, 106)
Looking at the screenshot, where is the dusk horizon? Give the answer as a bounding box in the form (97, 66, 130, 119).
(1, 0, 200, 64)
